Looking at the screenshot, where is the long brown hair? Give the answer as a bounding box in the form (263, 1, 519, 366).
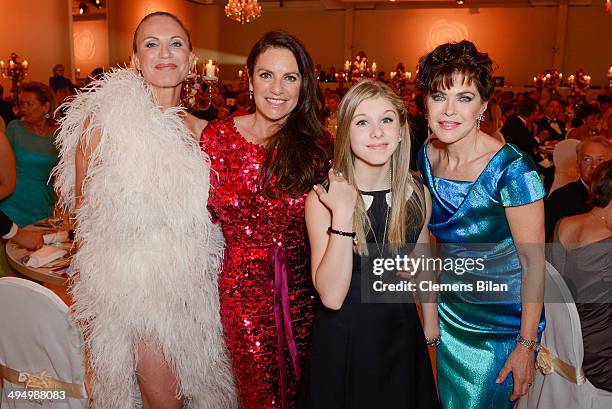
(334, 79, 424, 256)
(247, 31, 331, 198)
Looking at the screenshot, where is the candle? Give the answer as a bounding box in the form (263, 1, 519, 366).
(205, 60, 216, 78)
(359, 61, 365, 72)
(390, 71, 396, 80)
(22, 60, 28, 69)
(608, 67, 612, 77)
(559, 73, 563, 78)
(371, 62, 377, 72)
(533, 76, 537, 83)
(238, 69, 243, 78)
(192, 57, 198, 75)
(546, 73, 551, 79)
(9, 60, 15, 69)
(406, 71, 412, 80)
(0, 60, 5, 69)
(344, 60, 351, 71)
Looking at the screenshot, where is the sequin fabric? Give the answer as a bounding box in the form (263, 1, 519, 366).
(418, 143, 546, 409)
(201, 117, 315, 409)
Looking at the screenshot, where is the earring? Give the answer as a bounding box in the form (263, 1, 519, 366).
(398, 137, 402, 142)
(476, 113, 485, 129)
(249, 90, 253, 100)
(44, 112, 51, 120)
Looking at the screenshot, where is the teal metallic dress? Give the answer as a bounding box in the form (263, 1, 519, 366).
(417, 142, 546, 409)
(0, 120, 58, 227)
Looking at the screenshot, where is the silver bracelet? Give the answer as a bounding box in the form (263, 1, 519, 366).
(425, 336, 441, 348)
(516, 334, 541, 352)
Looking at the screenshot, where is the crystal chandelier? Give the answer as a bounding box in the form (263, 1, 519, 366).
(225, 0, 262, 24)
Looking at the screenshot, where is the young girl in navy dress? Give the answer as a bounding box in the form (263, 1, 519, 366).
(302, 79, 440, 409)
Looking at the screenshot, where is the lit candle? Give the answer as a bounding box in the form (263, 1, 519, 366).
(359, 61, 365, 72)
(76, 68, 81, 78)
(0, 60, 5, 69)
(406, 71, 412, 80)
(205, 60, 216, 78)
(344, 60, 351, 71)
(533, 76, 537, 83)
(559, 73, 563, 78)
(22, 60, 28, 69)
(546, 73, 551, 79)
(371, 62, 377, 72)
(390, 71, 396, 80)
(238, 69, 243, 78)
(608, 67, 612, 77)
(192, 57, 198, 75)
(9, 60, 15, 69)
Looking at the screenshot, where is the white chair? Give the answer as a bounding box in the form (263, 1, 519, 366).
(518, 262, 612, 409)
(549, 139, 580, 195)
(0, 277, 88, 408)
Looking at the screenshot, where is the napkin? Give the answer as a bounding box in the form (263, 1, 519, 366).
(26, 245, 67, 268)
(43, 231, 69, 245)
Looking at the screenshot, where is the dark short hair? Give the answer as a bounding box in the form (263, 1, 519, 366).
(132, 11, 192, 52)
(517, 100, 538, 117)
(575, 103, 601, 121)
(589, 160, 612, 207)
(246, 31, 331, 198)
(20, 82, 58, 122)
(417, 40, 494, 101)
(546, 98, 562, 107)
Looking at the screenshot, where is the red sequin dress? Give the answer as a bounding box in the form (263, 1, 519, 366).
(201, 117, 315, 409)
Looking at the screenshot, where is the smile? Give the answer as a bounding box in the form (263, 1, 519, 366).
(265, 98, 287, 105)
(366, 143, 389, 150)
(438, 121, 461, 130)
(155, 63, 177, 70)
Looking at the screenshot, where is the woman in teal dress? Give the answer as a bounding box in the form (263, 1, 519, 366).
(0, 82, 59, 227)
(416, 41, 546, 409)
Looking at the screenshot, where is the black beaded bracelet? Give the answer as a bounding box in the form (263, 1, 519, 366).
(328, 227, 357, 244)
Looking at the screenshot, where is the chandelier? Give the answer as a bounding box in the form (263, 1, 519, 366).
(224, 0, 262, 24)
(607, 0, 612, 14)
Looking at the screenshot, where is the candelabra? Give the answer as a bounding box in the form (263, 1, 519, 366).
(0, 53, 29, 102)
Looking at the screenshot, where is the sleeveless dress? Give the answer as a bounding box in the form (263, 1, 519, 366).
(201, 116, 316, 409)
(53, 69, 236, 409)
(417, 143, 547, 409)
(0, 120, 58, 227)
(302, 187, 440, 409)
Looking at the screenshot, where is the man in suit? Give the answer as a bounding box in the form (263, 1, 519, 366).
(545, 136, 612, 240)
(502, 100, 554, 189)
(1, 210, 43, 249)
(537, 99, 566, 141)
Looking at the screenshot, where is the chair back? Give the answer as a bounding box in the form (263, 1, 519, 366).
(549, 139, 580, 194)
(0, 277, 88, 408)
(519, 262, 612, 409)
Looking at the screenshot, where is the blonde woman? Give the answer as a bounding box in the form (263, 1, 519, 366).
(302, 79, 440, 408)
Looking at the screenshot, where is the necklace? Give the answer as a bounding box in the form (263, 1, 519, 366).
(372, 197, 390, 258)
(589, 211, 611, 229)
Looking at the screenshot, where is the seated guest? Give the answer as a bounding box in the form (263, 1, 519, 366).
(502, 99, 554, 189)
(545, 136, 612, 240)
(550, 160, 612, 393)
(231, 91, 251, 117)
(1, 208, 44, 277)
(502, 100, 548, 163)
(567, 104, 601, 141)
(600, 108, 612, 140)
(0, 85, 16, 126)
(1, 210, 43, 250)
(48, 64, 73, 93)
(0, 82, 59, 227)
(537, 98, 566, 141)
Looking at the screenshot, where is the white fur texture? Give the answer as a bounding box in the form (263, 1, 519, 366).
(53, 69, 236, 409)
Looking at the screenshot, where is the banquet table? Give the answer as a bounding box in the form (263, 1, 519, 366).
(5, 224, 73, 304)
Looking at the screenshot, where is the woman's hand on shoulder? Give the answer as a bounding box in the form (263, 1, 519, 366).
(312, 168, 357, 220)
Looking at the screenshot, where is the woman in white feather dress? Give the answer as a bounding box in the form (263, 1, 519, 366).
(53, 12, 236, 409)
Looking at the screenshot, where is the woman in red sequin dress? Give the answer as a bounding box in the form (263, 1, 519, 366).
(200, 32, 331, 409)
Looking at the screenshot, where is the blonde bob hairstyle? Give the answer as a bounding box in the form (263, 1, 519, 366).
(333, 79, 425, 256)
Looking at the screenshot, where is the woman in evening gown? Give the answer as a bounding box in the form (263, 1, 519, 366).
(416, 41, 546, 409)
(302, 79, 440, 409)
(550, 160, 612, 394)
(54, 12, 235, 409)
(200, 32, 331, 409)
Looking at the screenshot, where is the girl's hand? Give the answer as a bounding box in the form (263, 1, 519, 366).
(313, 168, 358, 220)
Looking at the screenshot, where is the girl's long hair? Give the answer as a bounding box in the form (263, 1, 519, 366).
(333, 79, 424, 256)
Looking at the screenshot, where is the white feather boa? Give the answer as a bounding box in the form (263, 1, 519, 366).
(53, 69, 236, 409)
